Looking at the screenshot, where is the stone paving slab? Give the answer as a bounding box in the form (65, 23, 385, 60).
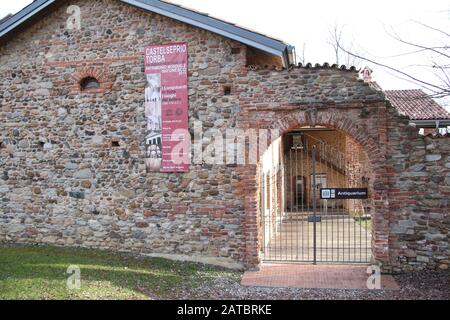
(263, 215, 371, 263)
(241, 264, 399, 290)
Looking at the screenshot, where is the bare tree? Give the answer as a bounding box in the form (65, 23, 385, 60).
(338, 20, 450, 98)
(328, 23, 343, 65)
(328, 23, 360, 67)
(297, 41, 307, 64)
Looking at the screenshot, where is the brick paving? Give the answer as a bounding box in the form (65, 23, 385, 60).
(241, 264, 399, 290)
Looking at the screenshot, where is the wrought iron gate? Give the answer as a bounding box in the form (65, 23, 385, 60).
(261, 132, 372, 264)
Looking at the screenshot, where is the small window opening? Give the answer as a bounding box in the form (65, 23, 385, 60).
(111, 140, 120, 147)
(223, 85, 231, 96)
(80, 77, 100, 91)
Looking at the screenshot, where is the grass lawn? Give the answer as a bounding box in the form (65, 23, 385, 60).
(355, 218, 372, 232)
(0, 245, 239, 300)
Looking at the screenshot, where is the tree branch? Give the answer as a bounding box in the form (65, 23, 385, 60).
(387, 28, 450, 59)
(411, 20, 450, 38)
(338, 44, 450, 96)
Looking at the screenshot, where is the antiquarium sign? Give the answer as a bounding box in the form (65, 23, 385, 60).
(144, 42, 189, 172)
(320, 188, 369, 199)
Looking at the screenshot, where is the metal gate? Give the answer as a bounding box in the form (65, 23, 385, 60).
(261, 131, 372, 264)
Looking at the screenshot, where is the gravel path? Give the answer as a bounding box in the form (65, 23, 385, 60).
(171, 270, 450, 300)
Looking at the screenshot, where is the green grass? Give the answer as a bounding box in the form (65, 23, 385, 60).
(356, 218, 372, 232)
(0, 245, 239, 300)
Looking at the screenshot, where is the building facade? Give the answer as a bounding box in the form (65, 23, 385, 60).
(0, 0, 449, 272)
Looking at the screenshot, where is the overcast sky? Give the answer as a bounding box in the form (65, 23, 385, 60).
(1, 0, 449, 108)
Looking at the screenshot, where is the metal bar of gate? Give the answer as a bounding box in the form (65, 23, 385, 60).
(306, 142, 310, 261)
(312, 145, 317, 265)
(262, 131, 373, 264)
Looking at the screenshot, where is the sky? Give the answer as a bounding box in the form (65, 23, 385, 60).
(1, 0, 449, 108)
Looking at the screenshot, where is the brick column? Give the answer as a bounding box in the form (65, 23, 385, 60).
(239, 164, 261, 268)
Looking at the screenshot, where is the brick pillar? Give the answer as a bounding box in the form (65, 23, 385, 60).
(372, 105, 391, 271)
(239, 164, 261, 269)
(345, 136, 362, 216)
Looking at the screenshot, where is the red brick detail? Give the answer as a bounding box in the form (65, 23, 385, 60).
(241, 105, 392, 268)
(241, 264, 399, 289)
(143, 210, 154, 217)
(70, 66, 114, 94)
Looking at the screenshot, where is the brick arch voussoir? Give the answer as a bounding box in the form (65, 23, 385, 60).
(70, 66, 114, 94)
(271, 109, 382, 171)
(73, 67, 109, 83)
(259, 108, 390, 267)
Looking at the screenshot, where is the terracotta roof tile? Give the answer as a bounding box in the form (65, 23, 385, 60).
(247, 62, 359, 72)
(385, 89, 450, 120)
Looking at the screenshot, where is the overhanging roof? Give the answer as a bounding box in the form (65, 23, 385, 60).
(0, 0, 56, 39)
(385, 89, 450, 121)
(0, 0, 294, 65)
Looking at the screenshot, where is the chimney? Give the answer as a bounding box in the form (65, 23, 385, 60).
(360, 66, 373, 82)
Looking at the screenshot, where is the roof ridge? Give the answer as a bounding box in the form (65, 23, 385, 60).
(0, 0, 294, 65)
(161, 0, 288, 44)
(247, 62, 359, 72)
(0, 14, 12, 24)
(385, 89, 424, 93)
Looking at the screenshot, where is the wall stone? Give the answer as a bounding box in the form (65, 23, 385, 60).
(232, 64, 449, 271)
(0, 0, 249, 269)
(386, 121, 450, 272)
(0, 0, 448, 272)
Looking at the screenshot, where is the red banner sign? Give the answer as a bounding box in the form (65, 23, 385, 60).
(144, 42, 189, 172)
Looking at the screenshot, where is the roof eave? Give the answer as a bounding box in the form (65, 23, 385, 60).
(0, 0, 56, 39)
(410, 119, 450, 128)
(0, 0, 293, 66)
(122, 0, 291, 65)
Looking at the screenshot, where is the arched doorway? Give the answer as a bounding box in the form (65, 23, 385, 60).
(259, 125, 375, 264)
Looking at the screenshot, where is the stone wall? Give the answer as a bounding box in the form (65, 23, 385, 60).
(235, 66, 390, 267)
(235, 66, 449, 271)
(0, 0, 448, 271)
(386, 109, 450, 271)
(0, 0, 250, 269)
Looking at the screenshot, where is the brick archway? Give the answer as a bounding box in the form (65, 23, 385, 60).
(244, 107, 391, 269)
(273, 108, 385, 167)
(70, 66, 114, 94)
